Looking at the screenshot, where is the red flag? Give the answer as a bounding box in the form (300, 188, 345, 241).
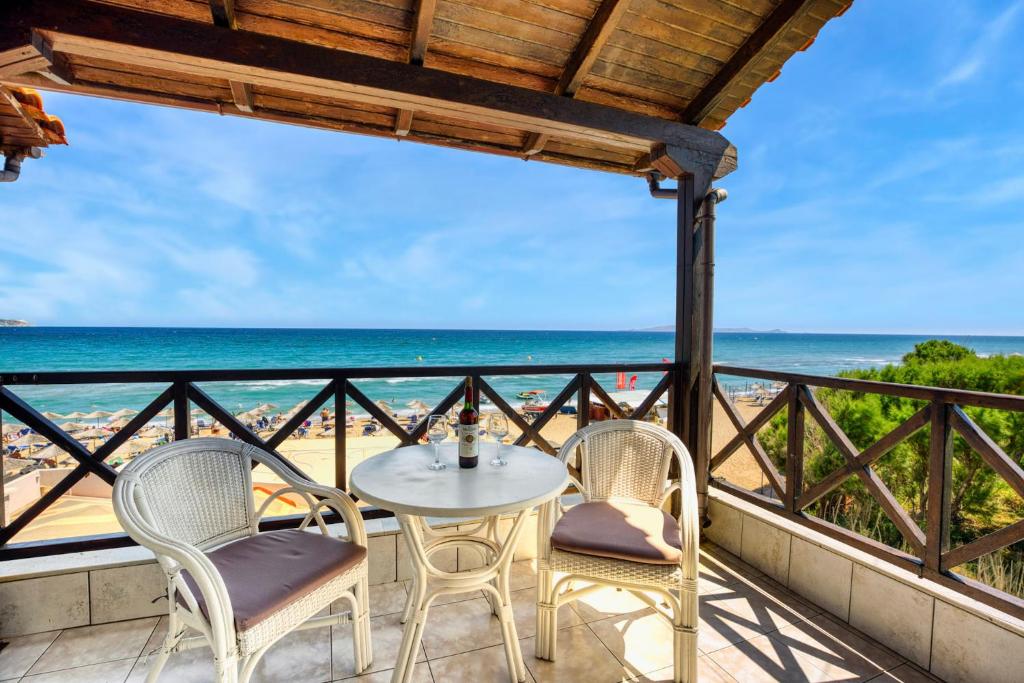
(616, 371, 626, 390)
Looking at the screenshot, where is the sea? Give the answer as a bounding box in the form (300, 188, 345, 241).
(2, 328, 1023, 419)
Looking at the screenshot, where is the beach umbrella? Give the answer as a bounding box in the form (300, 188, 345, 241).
(2, 423, 25, 436)
(83, 410, 113, 419)
(108, 417, 132, 429)
(190, 408, 208, 416)
(254, 403, 278, 414)
(12, 433, 50, 447)
(41, 411, 64, 420)
(76, 427, 109, 439)
(59, 421, 90, 432)
(109, 408, 138, 419)
(407, 400, 430, 414)
(138, 425, 171, 439)
(30, 443, 67, 461)
(64, 411, 89, 419)
(375, 400, 393, 413)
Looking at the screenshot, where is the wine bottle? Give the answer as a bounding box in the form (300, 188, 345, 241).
(458, 376, 479, 468)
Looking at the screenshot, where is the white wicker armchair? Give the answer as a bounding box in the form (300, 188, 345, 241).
(113, 437, 372, 683)
(535, 421, 699, 683)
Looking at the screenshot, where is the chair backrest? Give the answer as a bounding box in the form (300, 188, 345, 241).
(114, 437, 256, 551)
(558, 420, 688, 507)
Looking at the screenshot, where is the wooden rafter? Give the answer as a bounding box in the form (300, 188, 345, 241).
(208, 0, 254, 113)
(208, 0, 236, 29)
(681, 0, 816, 126)
(523, 0, 630, 157)
(394, 0, 438, 137)
(1, 0, 736, 178)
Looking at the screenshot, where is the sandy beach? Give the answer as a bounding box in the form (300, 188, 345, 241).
(6, 395, 771, 544)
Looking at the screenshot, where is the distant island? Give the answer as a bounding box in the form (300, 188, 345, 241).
(0, 319, 30, 327)
(637, 325, 787, 333)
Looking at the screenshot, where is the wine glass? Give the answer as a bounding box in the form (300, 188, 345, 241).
(487, 413, 510, 467)
(426, 414, 449, 471)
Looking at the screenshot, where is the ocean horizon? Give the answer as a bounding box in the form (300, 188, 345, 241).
(3, 327, 1024, 418)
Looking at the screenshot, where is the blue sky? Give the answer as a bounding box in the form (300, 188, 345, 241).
(1, 0, 1022, 334)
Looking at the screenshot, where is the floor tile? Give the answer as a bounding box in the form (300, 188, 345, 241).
(429, 641, 536, 683)
(401, 580, 484, 607)
(567, 586, 654, 624)
(697, 581, 814, 654)
(775, 615, 903, 681)
(369, 582, 409, 617)
(867, 662, 941, 682)
(22, 657, 135, 683)
(253, 626, 332, 683)
(523, 626, 628, 683)
(635, 655, 736, 682)
(708, 633, 828, 683)
(510, 586, 582, 640)
(508, 560, 538, 592)
(588, 609, 679, 675)
(336, 665, 433, 682)
(28, 618, 158, 675)
(0, 630, 60, 679)
(333, 611, 425, 676)
(419, 597, 505, 660)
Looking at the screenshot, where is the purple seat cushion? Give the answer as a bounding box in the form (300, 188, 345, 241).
(179, 529, 366, 631)
(551, 501, 682, 565)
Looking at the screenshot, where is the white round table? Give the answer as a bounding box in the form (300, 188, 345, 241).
(350, 443, 568, 683)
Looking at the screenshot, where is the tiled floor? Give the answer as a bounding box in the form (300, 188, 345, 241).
(0, 544, 943, 683)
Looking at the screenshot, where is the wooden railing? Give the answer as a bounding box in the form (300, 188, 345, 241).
(0, 362, 675, 559)
(711, 364, 1024, 621)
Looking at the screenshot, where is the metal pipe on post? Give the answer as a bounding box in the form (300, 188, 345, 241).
(694, 187, 726, 523)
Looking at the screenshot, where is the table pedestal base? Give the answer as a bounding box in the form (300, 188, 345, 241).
(391, 511, 530, 683)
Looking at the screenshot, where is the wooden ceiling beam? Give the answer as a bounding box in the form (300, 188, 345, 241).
(208, 0, 236, 29)
(1, 0, 736, 179)
(396, 0, 438, 137)
(522, 0, 630, 157)
(209, 0, 253, 113)
(681, 0, 815, 126)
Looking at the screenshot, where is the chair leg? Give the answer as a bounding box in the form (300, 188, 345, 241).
(145, 611, 182, 683)
(535, 568, 558, 662)
(672, 589, 698, 683)
(356, 576, 373, 673)
(214, 654, 239, 683)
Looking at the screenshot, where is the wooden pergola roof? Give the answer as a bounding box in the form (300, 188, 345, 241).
(0, 0, 849, 185)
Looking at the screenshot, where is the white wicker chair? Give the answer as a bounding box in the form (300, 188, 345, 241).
(535, 421, 699, 683)
(113, 437, 372, 683)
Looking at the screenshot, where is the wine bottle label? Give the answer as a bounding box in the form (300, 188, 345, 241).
(458, 424, 479, 459)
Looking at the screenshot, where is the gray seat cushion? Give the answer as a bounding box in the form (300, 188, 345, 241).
(551, 501, 682, 565)
(179, 529, 366, 631)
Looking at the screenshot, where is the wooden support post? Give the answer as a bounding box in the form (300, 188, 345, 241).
(173, 380, 190, 441)
(785, 385, 804, 511)
(578, 373, 591, 430)
(667, 173, 696, 519)
(471, 374, 481, 414)
(336, 380, 347, 490)
(925, 400, 953, 572)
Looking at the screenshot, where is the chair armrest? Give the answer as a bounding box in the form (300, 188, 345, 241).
(246, 446, 368, 547)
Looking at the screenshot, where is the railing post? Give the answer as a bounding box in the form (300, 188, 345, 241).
(785, 385, 805, 512)
(336, 379, 347, 490)
(0, 383, 5, 529)
(577, 373, 591, 430)
(925, 399, 953, 572)
(173, 380, 190, 441)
